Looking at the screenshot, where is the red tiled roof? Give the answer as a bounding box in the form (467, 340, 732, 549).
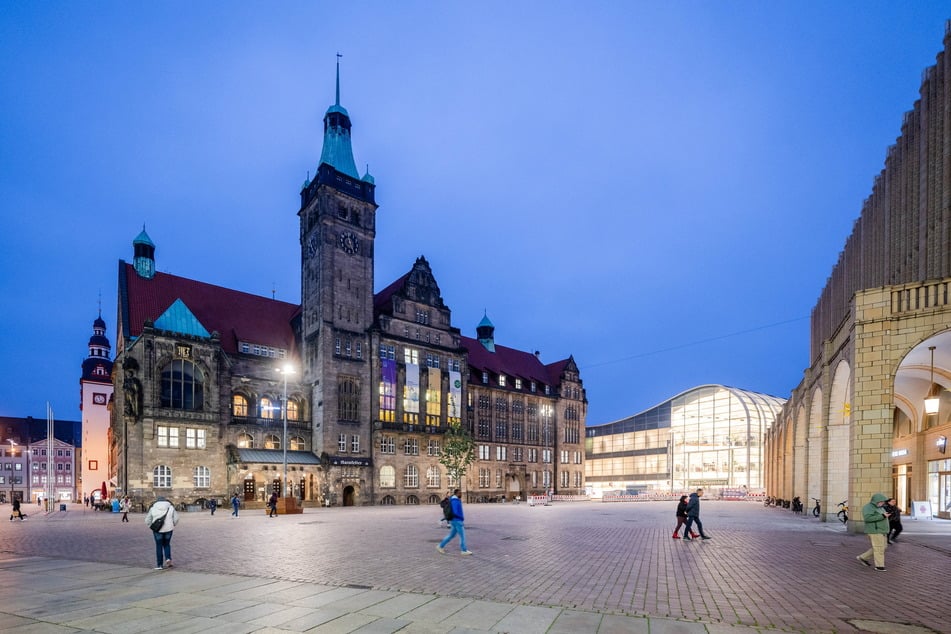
(121, 262, 299, 355)
(462, 335, 563, 386)
(545, 358, 570, 385)
(373, 271, 410, 316)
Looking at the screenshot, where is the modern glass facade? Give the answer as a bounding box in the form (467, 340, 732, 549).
(585, 385, 785, 495)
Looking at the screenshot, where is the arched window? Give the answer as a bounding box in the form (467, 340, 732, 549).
(261, 397, 275, 419)
(426, 465, 441, 488)
(161, 360, 204, 410)
(381, 495, 396, 505)
(404, 464, 419, 488)
(339, 377, 359, 421)
(287, 399, 300, 421)
(193, 466, 210, 488)
(428, 494, 441, 504)
(264, 434, 280, 450)
(237, 433, 253, 448)
(380, 465, 395, 488)
(153, 465, 171, 488)
(232, 394, 248, 417)
(406, 495, 419, 505)
(289, 436, 305, 451)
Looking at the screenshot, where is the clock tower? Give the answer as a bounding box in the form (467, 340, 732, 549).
(299, 59, 377, 501)
(79, 311, 114, 504)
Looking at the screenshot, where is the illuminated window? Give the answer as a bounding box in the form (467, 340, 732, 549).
(380, 465, 395, 488)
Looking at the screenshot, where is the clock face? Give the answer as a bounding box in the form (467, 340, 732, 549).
(93, 393, 107, 405)
(306, 233, 319, 258)
(338, 231, 360, 255)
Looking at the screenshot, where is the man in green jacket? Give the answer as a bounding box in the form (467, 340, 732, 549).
(855, 492, 891, 571)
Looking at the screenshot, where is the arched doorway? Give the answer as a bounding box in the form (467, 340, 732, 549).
(242, 474, 255, 501)
(343, 485, 355, 506)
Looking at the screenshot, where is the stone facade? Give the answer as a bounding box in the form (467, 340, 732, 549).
(766, 23, 951, 527)
(109, 74, 586, 509)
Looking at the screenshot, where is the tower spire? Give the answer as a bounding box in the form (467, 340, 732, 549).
(335, 52, 342, 106)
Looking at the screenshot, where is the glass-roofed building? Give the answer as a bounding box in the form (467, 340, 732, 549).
(585, 385, 785, 496)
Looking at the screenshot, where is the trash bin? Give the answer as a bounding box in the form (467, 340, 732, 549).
(59, 503, 66, 511)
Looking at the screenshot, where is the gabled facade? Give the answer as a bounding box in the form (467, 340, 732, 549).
(109, 64, 586, 508)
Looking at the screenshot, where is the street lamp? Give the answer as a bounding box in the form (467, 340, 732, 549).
(6, 439, 15, 502)
(924, 346, 940, 416)
(275, 365, 296, 498)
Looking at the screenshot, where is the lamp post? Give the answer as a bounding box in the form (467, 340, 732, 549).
(925, 346, 940, 416)
(275, 365, 295, 498)
(6, 439, 15, 502)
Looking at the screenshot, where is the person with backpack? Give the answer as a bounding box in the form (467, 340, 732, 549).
(268, 491, 278, 517)
(439, 493, 452, 529)
(144, 496, 179, 570)
(437, 489, 472, 556)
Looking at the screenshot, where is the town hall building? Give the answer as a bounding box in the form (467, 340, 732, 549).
(109, 67, 586, 508)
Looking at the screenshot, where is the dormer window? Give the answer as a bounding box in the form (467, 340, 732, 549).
(515, 378, 522, 390)
(482, 371, 489, 384)
(499, 375, 506, 387)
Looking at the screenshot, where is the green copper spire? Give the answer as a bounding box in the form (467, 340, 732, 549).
(318, 53, 360, 179)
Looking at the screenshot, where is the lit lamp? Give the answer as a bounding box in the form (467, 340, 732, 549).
(924, 346, 940, 415)
(275, 365, 295, 498)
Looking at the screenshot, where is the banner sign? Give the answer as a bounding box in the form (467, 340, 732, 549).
(449, 370, 462, 418)
(381, 359, 396, 412)
(405, 363, 419, 413)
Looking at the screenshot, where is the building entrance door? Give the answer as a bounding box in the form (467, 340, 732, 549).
(243, 476, 255, 501)
(343, 485, 354, 506)
(939, 471, 951, 519)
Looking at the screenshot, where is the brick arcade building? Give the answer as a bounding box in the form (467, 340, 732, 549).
(110, 68, 586, 508)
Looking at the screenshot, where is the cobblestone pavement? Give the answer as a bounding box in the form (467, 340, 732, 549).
(1, 500, 949, 633)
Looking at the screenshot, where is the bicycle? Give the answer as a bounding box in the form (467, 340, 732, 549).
(836, 500, 848, 524)
(811, 498, 821, 517)
(791, 496, 803, 514)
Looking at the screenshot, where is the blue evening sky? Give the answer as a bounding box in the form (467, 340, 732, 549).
(1, 3, 948, 425)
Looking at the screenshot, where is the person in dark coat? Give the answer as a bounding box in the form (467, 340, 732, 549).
(884, 497, 902, 543)
(268, 491, 278, 517)
(683, 488, 711, 540)
(672, 495, 697, 539)
(10, 497, 24, 521)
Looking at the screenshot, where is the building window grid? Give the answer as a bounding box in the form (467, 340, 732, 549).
(404, 438, 419, 456)
(404, 464, 419, 488)
(380, 435, 395, 454)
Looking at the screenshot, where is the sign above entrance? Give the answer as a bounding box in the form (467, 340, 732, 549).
(330, 456, 371, 467)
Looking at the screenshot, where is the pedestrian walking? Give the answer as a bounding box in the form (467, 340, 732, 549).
(268, 491, 278, 517)
(856, 492, 890, 571)
(683, 488, 711, 540)
(120, 497, 130, 523)
(884, 497, 902, 543)
(437, 489, 473, 555)
(208, 498, 217, 516)
(10, 497, 25, 521)
(231, 493, 240, 517)
(144, 496, 179, 570)
(672, 495, 698, 539)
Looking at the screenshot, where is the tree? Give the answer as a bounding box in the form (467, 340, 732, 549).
(439, 423, 476, 490)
